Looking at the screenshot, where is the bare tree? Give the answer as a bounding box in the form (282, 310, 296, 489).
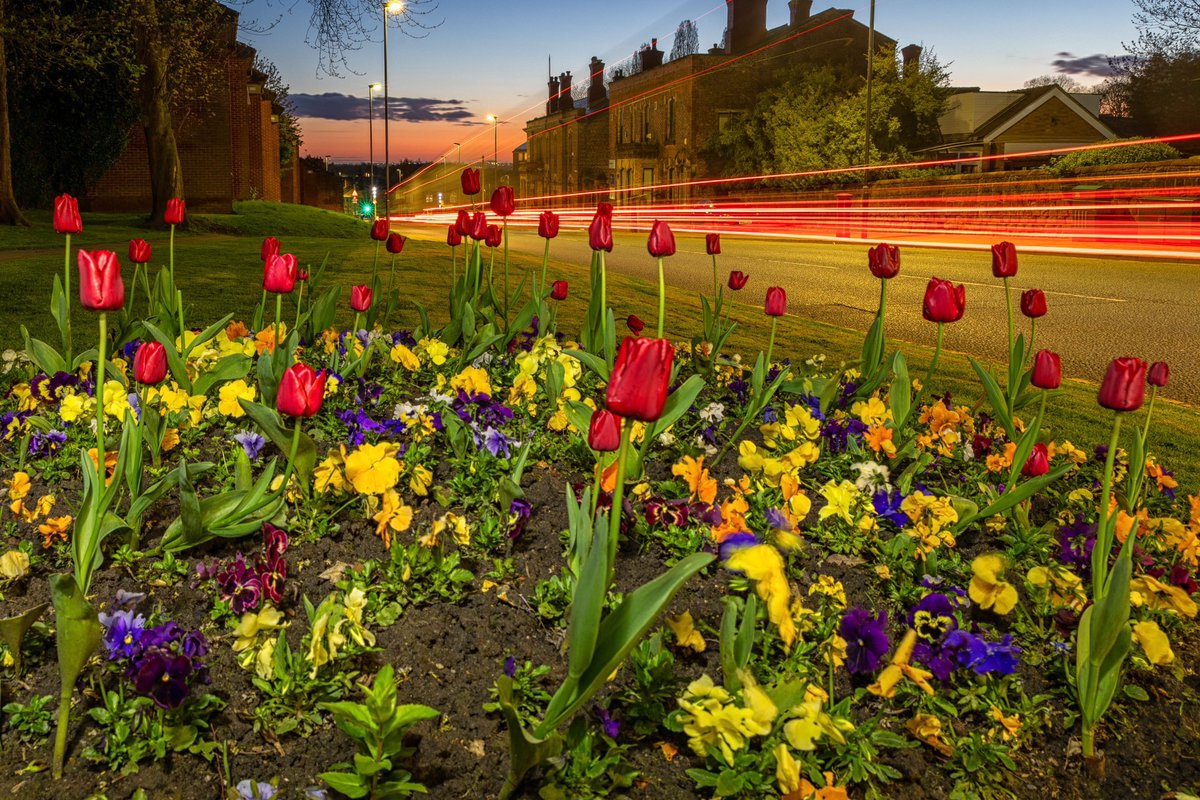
(1130, 0, 1200, 55)
(1023, 74, 1094, 92)
(670, 19, 699, 61)
(284, 0, 441, 78)
(0, 0, 26, 224)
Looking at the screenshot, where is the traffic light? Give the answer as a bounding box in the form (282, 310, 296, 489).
(361, 202, 374, 217)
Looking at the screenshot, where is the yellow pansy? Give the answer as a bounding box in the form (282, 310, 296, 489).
(58, 392, 90, 423)
(344, 443, 402, 495)
(869, 629, 936, 698)
(818, 480, 858, 525)
(782, 694, 854, 751)
(217, 380, 256, 417)
(232, 605, 285, 653)
(372, 489, 413, 548)
(419, 338, 450, 366)
(665, 611, 706, 653)
(389, 343, 420, 370)
(0, 549, 30, 579)
(968, 554, 1019, 615)
(1132, 619, 1175, 665)
(851, 396, 890, 426)
(450, 366, 492, 396)
(726, 544, 795, 649)
(5, 471, 31, 502)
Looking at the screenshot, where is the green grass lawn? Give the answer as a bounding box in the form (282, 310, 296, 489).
(4, 201, 1198, 491)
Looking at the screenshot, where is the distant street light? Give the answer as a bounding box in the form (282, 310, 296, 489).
(367, 83, 381, 218)
(382, 1, 405, 220)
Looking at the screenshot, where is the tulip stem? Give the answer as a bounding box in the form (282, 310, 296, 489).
(277, 419, 304, 501)
(371, 240, 380, 286)
(95, 312, 108, 496)
(451, 245, 457, 284)
(388, 254, 398, 299)
(765, 316, 778, 373)
(1003, 276, 1014, 356)
(503, 218, 510, 330)
(606, 419, 633, 584)
(63, 233, 73, 360)
(1142, 385, 1157, 445)
(540, 238, 549, 298)
(353, 312, 362, 336)
(274, 294, 283, 355)
(711, 254, 718, 300)
(656, 256, 665, 339)
(168, 224, 175, 287)
(1093, 413, 1124, 598)
(294, 280, 305, 332)
(920, 323, 944, 405)
(257, 289, 267, 331)
(176, 290, 185, 340)
(1025, 318, 1036, 366)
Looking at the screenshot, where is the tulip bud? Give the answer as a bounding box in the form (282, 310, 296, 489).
(728, 271, 748, 291)
(991, 241, 1017, 278)
(54, 194, 82, 235)
(538, 210, 560, 239)
(447, 225, 462, 247)
(461, 167, 481, 196)
(77, 250, 125, 311)
(484, 224, 502, 248)
(454, 209, 472, 236)
(1031, 349, 1062, 390)
(606, 336, 675, 422)
(490, 185, 515, 218)
(276, 363, 327, 418)
(386, 232, 406, 254)
(1097, 357, 1146, 412)
(261, 236, 281, 261)
(128, 239, 152, 264)
(596, 201, 613, 219)
(764, 286, 787, 317)
(1021, 442, 1050, 477)
(263, 253, 298, 294)
(469, 212, 489, 241)
(1020, 288, 1047, 319)
(370, 219, 389, 241)
(164, 198, 186, 226)
(706, 233, 721, 256)
(588, 214, 613, 252)
(132, 341, 168, 385)
(1148, 361, 1169, 388)
(647, 220, 676, 258)
(868, 243, 900, 279)
(350, 284, 373, 313)
(627, 314, 645, 335)
(550, 280, 568, 301)
(922, 277, 966, 323)
(587, 408, 622, 452)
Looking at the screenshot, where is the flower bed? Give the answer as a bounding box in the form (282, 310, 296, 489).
(0, 189, 1198, 800)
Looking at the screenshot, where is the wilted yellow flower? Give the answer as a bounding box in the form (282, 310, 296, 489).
(907, 714, 954, 756)
(232, 605, 285, 653)
(1132, 619, 1175, 665)
(676, 674, 771, 763)
(775, 744, 803, 795)
(343, 587, 376, 648)
(408, 464, 433, 496)
(969, 554, 1018, 615)
(818, 480, 858, 525)
(38, 515, 72, 548)
(5, 471, 30, 502)
(782, 694, 854, 751)
(421, 512, 470, 548)
(0, 549, 30, 579)
(390, 344, 420, 371)
(314, 450, 347, 494)
(869, 629, 935, 698)
(308, 603, 348, 678)
(344, 443, 402, 495)
(673, 455, 717, 505)
(372, 489, 413, 548)
(666, 611, 706, 653)
(989, 706, 1022, 740)
(217, 379, 256, 417)
(726, 544, 795, 649)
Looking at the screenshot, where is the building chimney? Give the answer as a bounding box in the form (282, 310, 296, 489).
(547, 75, 559, 115)
(725, 0, 767, 54)
(558, 72, 573, 112)
(588, 57, 607, 107)
(640, 39, 664, 70)
(788, 0, 813, 25)
(901, 44, 923, 75)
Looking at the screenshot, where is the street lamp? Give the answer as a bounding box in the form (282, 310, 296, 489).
(382, 1, 404, 220)
(367, 83, 381, 218)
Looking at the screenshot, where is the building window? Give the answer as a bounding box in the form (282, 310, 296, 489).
(617, 110, 626, 144)
(642, 104, 651, 142)
(666, 98, 676, 144)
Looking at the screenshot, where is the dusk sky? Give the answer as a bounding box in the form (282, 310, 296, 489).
(236, 0, 1138, 164)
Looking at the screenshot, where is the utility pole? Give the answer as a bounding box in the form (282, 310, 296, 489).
(864, 0, 875, 173)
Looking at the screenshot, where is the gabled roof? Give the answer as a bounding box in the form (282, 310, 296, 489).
(943, 84, 1116, 145)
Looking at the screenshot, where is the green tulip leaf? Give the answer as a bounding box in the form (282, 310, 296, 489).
(0, 603, 49, 674)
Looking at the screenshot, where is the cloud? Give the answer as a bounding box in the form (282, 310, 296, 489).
(1051, 52, 1118, 78)
(290, 92, 482, 125)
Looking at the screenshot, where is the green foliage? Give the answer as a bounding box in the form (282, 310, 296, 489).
(484, 661, 552, 729)
(613, 633, 680, 738)
(2, 694, 55, 743)
(538, 717, 638, 800)
(318, 665, 440, 799)
(345, 541, 474, 628)
(1046, 138, 1183, 176)
(82, 683, 223, 775)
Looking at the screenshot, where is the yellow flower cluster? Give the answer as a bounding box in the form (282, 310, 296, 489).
(900, 492, 958, 559)
(676, 675, 773, 763)
(308, 588, 375, 678)
(968, 554, 1018, 615)
(916, 399, 975, 457)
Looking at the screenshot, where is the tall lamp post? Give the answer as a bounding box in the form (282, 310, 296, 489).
(367, 82, 381, 218)
(383, 0, 404, 221)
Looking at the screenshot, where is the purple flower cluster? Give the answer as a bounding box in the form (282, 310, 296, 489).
(452, 390, 515, 457)
(644, 497, 721, 530)
(337, 408, 409, 447)
(29, 429, 68, 458)
(823, 417, 868, 454)
(841, 608, 890, 674)
(31, 371, 81, 404)
(1057, 514, 1096, 574)
(208, 524, 290, 613)
(907, 591, 1022, 680)
(99, 597, 209, 710)
(872, 490, 909, 528)
(0, 409, 32, 442)
(507, 498, 532, 540)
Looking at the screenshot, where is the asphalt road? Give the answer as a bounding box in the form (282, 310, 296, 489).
(411, 225, 1200, 405)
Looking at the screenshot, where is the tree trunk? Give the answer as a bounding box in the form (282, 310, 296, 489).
(135, 0, 183, 226)
(0, 0, 30, 226)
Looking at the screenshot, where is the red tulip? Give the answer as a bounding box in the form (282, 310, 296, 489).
(128, 239, 152, 264)
(276, 363, 327, 418)
(706, 233, 721, 256)
(461, 167, 481, 196)
(606, 336, 675, 422)
(764, 286, 787, 317)
(490, 185, 515, 218)
(297, 269, 310, 282)
(370, 218, 389, 241)
(588, 213, 613, 252)
(587, 408, 622, 452)
(350, 284, 373, 312)
(454, 209, 472, 236)
(469, 212, 488, 241)
(1022, 442, 1050, 477)
(132, 341, 168, 385)
(991, 241, 1017, 278)
(922, 277, 966, 323)
(1148, 361, 1169, 388)
(596, 201, 613, 219)
(77, 250, 124, 311)
(261, 236, 281, 261)
(53, 194, 82, 235)
(550, 280, 568, 300)
(538, 210, 560, 239)
(164, 198, 185, 226)
(484, 224, 502, 248)
(1020, 288, 1047, 319)
(868, 243, 900, 279)
(263, 253, 298, 294)
(1031, 349, 1062, 390)
(728, 271, 748, 291)
(647, 220, 676, 257)
(447, 225, 462, 247)
(627, 314, 645, 334)
(386, 233, 406, 254)
(1098, 357, 1146, 411)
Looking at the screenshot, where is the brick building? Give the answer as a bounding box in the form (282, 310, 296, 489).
(924, 84, 1117, 172)
(516, 0, 894, 204)
(86, 5, 286, 213)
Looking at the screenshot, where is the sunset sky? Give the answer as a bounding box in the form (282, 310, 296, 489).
(237, 0, 1138, 165)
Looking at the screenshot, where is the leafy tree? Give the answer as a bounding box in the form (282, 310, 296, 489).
(254, 53, 303, 166)
(670, 19, 699, 62)
(706, 46, 951, 189)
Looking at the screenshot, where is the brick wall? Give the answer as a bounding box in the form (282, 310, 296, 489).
(1000, 97, 1106, 144)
